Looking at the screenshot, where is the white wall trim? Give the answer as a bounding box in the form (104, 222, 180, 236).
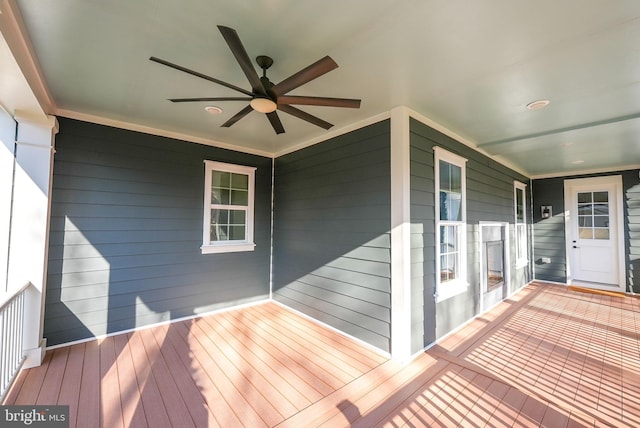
(389, 106, 412, 362)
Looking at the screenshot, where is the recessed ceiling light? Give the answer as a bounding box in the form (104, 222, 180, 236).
(205, 106, 223, 115)
(526, 99, 550, 110)
(571, 160, 585, 164)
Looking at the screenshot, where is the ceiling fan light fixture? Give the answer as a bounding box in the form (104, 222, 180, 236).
(250, 97, 277, 113)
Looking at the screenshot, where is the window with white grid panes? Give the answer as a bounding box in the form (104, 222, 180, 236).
(514, 181, 528, 267)
(434, 147, 468, 302)
(202, 161, 256, 254)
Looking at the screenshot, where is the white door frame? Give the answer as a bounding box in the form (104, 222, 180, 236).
(563, 175, 625, 292)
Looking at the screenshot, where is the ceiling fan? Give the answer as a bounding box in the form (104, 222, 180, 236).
(150, 25, 361, 134)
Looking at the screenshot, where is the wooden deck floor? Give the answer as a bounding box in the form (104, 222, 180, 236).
(4, 282, 640, 427)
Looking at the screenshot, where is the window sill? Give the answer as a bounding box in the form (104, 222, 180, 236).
(436, 279, 469, 303)
(201, 242, 256, 254)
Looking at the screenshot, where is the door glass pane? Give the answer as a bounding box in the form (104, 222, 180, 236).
(577, 204, 592, 215)
(593, 191, 608, 203)
(578, 216, 592, 227)
(577, 191, 609, 240)
(579, 228, 593, 239)
(577, 192, 592, 203)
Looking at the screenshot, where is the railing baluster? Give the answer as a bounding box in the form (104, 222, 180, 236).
(0, 283, 29, 401)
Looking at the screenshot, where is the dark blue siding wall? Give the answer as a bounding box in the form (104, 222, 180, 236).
(272, 121, 392, 352)
(530, 177, 567, 283)
(532, 169, 640, 292)
(45, 118, 272, 345)
(409, 118, 532, 345)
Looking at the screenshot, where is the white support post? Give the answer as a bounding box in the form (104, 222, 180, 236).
(7, 112, 58, 368)
(390, 106, 412, 362)
(0, 109, 16, 293)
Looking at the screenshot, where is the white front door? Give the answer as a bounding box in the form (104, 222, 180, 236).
(564, 176, 624, 292)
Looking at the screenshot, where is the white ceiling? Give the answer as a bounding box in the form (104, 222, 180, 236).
(5, 0, 640, 177)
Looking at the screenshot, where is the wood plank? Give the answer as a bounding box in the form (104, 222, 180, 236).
(57, 343, 85, 428)
(224, 306, 335, 398)
(235, 304, 350, 389)
(156, 322, 239, 427)
(99, 337, 124, 428)
(204, 311, 313, 411)
(218, 309, 326, 402)
(148, 324, 220, 428)
(76, 339, 100, 428)
(36, 346, 68, 404)
(112, 333, 147, 428)
(248, 304, 365, 382)
(264, 302, 388, 366)
(187, 317, 288, 425)
(169, 321, 269, 428)
(137, 328, 197, 428)
(13, 351, 51, 404)
(568, 285, 626, 298)
(126, 331, 171, 428)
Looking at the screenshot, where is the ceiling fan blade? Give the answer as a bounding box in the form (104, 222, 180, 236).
(150, 56, 253, 96)
(169, 97, 252, 103)
(266, 111, 285, 134)
(217, 26, 265, 95)
(277, 95, 361, 108)
(278, 104, 333, 130)
(271, 56, 338, 96)
(222, 105, 253, 128)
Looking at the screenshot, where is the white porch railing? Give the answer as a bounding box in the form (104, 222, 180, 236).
(0, 282, 29, 401)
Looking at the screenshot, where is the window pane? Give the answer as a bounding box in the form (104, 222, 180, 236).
(593, 203, 608, 215)
(439, 160, 462, 193)
(231, 189, 248, 205)
(579, 228, 593, 239)
(516, 188, 524, 221)
(229, 226, 246, 240)
(440, 224, 459, 282)
(578, 216, 592, 227)
(210, 209, 247, 242)
(517, 224, 526, 259)
(440, 191, 462, 221)
(231, 173, 249, 190)
(212, 171, 230, 188)
(577, 192, 592, 203)
(578, 204, 592, 216)
(593, 191, 608, 203)
(230, 210, 246, 224)
(593, 216, 608, 228)
(594, 229, 610, 240)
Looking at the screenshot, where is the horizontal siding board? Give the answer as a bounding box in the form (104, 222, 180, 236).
(45, 118, 272, 345)
(273, 120, 392, 352)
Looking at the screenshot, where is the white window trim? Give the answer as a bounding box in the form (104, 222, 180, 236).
(434, 147, 469, 302)
(514, 180, 528, 268)
(202, 160, 256, 254)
